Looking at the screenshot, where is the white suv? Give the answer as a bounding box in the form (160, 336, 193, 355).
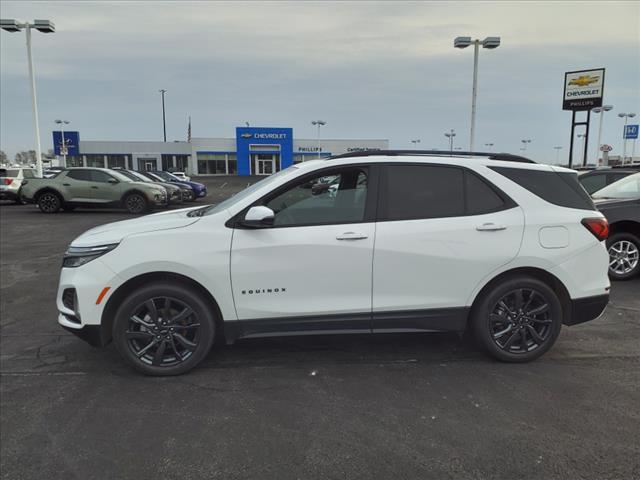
(57, 152, 611, 375)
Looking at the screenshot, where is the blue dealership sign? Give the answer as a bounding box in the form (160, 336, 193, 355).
(235, 126, 293, 176)
(52, 130, 80, 156)
(624, 124, 638, 139)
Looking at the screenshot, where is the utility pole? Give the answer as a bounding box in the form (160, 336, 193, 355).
(159, 89, 167, 142)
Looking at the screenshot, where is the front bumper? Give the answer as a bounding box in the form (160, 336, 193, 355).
(196, 188, 207, 198)
(565, 294, 610, 326)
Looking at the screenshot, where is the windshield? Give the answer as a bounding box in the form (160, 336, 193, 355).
(202, 166, 299, 216)
(109, 170, 135, 182)
(592, 173, 640, 199)
(154, 171, 177, 181)
(117, 170, 143, 182)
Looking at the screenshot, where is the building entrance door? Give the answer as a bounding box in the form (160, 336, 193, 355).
(251, 154, 278, 175)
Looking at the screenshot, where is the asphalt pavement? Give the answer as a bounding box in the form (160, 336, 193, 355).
(1, 177, 639, 480)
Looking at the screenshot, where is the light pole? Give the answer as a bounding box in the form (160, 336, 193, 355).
(618, 112, 636, 164)
(554, 146, 562, 164)
(55, 119, 70, 167)
(521, 139, 532, 151)
(410, 139, 421, 148)
(577, 133, 587, 163)
(592, 105, 613, 164)
(454, 36, 501, 153)
(1, 19, 55, 177)
(484, 142, 494, 151)
(159, 89, 167, 142)
(444, 129, 456, 153)
(311, 120, 326, 158)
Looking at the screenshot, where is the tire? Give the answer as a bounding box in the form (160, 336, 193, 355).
(472, 276, 563, 363)
(37, 191, 62, 213)
(112, 282, 216, 376)
(606, 232, 640, 280)
(124, 192, 148, 214)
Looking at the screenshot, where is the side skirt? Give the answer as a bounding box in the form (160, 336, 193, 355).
(223, 308, 469, 345)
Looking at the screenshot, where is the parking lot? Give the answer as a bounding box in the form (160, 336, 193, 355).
(1, 176, 639, 480)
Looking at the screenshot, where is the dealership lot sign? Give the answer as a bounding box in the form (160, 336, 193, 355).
(563, 68, 605, 110)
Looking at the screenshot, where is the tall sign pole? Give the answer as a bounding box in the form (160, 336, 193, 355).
(563, 68, 605, 168)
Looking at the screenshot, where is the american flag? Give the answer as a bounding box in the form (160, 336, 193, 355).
(187, 116, 192, 143)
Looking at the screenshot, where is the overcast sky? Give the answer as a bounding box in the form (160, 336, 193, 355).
(1, 1, 638, 164)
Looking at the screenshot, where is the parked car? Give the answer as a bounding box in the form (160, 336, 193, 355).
(128, 170, 196, 202)
(21, 167, 168, 214)
(0, 167, 36, 204)
(56, 152, 611, 375)
(149, 170, 207, 199)
(114, 169, 186, 205)
(578, 167, 639, 194)
(592, 172, 640, 280)
(170, 171, 191, 182)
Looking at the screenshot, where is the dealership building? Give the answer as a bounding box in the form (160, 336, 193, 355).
(52, 127, 388, 176)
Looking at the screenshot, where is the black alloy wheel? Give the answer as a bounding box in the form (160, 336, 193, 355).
(472, 276, 562, 362)
(37, 192, 61, 213)
(489, 288, 553, 354)
(113, 282, 216, 375)
(125, 193, 147, 214)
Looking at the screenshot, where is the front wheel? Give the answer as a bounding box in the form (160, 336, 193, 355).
(113, 282, 217, 376)
(124, 193, 148, 214)
(607, 232, 640, 280)
(472, 276, 563, 363)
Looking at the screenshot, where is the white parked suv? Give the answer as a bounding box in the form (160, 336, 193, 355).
(57, 151, 611, 375)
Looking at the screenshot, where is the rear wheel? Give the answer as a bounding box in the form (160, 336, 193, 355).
(607, 232, 640, 280)
(472, 276, 563, 363)
(124, 193, 148, 214)
(113, 282, 216, 376)
(37, 191, 62, 213)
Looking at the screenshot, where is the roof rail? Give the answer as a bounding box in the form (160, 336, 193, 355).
(328, 149, 536, 164)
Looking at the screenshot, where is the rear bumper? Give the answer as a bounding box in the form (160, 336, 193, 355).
(566, 294, 609, 326)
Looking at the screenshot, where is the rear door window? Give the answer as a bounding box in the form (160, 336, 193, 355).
(491, 167, 595, 210)
(90, 171, 115, 183)
(465, 171, 507, 214)
(380, 165, 465, 221)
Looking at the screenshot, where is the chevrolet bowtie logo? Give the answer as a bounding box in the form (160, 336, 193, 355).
(240, 133, 252, 138)
(569, 75, 599, 87)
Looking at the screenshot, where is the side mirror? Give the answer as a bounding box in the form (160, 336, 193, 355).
(240, 206, 275, 228)
(108, 178, 119, 184)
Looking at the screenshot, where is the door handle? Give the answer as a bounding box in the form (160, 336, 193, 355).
(336, 232, 368, 240)
(476, 223, 506, 231)
(91, 186, 99, 189)
(62, 183, 70, 186)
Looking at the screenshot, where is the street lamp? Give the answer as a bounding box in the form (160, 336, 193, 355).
(1, 18, 55, 177)
(410, 139, 421, 148)
(484, 142, 494, 150)
(159, 89, 167, 142)
(577, 133, 587, 162)
(444, 129, 456, 153)
(311, 120, 326, 158)
(54, 119, 70, 167)
(454, 35, 501, 153)
(553, 146, 563, 164)
(592, 105, 613, 164)
(521, 139, 532, 151)
(618, 112, 637, 163)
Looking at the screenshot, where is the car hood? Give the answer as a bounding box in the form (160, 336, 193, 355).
(176, 180, 205, 190)
(71, 206, 202, 247)
(127, 181, 164, 191)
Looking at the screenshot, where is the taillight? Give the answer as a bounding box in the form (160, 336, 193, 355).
(582, 217, 609, 241)
(3, 178, 12, 185)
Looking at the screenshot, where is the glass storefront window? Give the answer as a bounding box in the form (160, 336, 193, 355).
(197, 153, 234, 174)
(107, 155, 126, 168)
(85, 155, 105, 167)
(175, 155, 189, 171)
(227, 154, 237, 174)
(65, 156, 83, 167)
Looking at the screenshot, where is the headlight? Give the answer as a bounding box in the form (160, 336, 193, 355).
(63, 243, 119, 268)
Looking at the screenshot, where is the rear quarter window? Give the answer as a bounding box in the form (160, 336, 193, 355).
(491, 167, 595, 211)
